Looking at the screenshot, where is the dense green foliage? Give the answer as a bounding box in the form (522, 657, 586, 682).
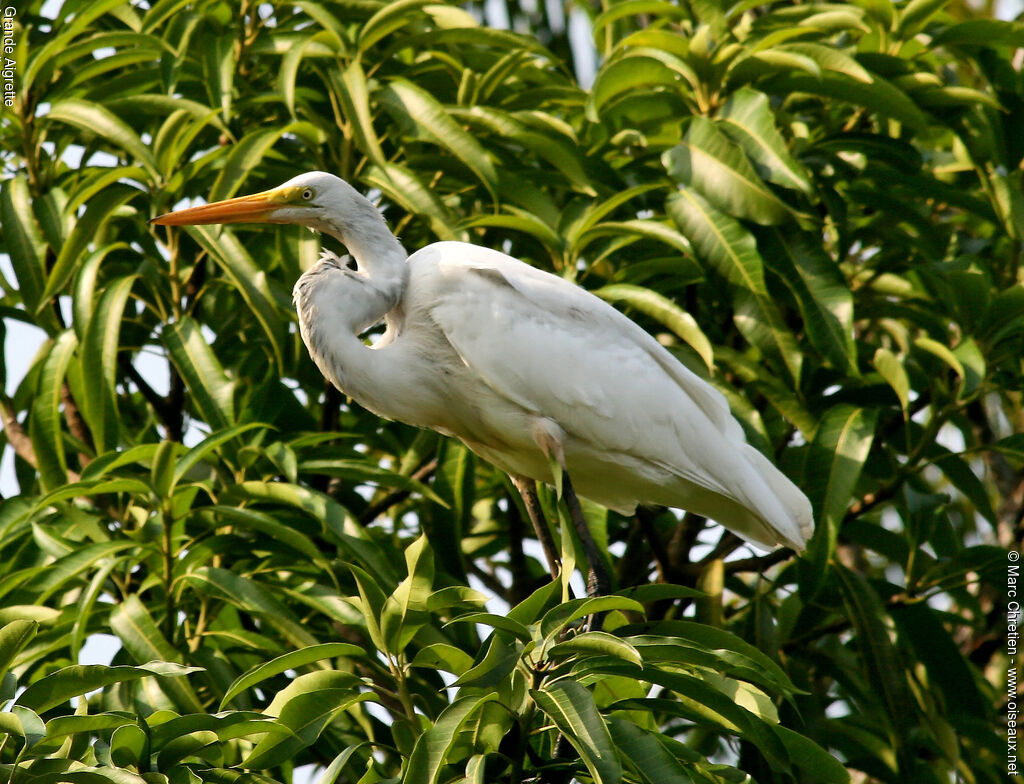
(0, 0, 1020, 782)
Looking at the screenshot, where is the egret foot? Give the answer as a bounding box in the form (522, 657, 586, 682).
(511, 476, 562, 580)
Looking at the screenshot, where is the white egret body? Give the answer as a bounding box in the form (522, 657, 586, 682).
(153, 172, 814, 572)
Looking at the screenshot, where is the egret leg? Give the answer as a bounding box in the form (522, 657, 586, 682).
(511, 476, 562, 579)
(561, 471, 611, 597)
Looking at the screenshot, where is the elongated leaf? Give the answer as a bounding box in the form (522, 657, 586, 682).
(733, 288, 803, 384)
(766, 71, 931, 131)
(183, 567, 319, 648)
(359, 0, 434, 50)
(29, 330, 79, 491)
(667, 189, 766, 294)
(42, 186, 140, 307)
(665, 118, 792, 225)
(835, 565, 917, 748)
(173, 422, 267, 486)
(79, 276, 136, 453)
(0, 175, 48, 314)
(445, 612, 531, 642)
(381, 80, 497, 195)
(382, 534, 435, 652)
(109, 597, 204, 713)
(364, 162, 463, 241)
(221, 642, 365, 709)
(243, 671, 372, 769)
(209, 122, 317, 202)
(930, 19, 1024, 47)
(162, 316, 235, 429)
(717, 88, 812, 195)
(540, 596, 644, 640)
(456, 106, 595, 195)
(774, 725, 850, 783)
(0, 620, 38, 684)
(186, 225, 288, 372)
(532, 680, 621, 784)
(547, 631, 643, 666)
(228, 480, 394, 581)
(45, 99, 158, 176)
(17, 661, 201, 714)
(451, 632, 519, 687)
(595, 283, 714, 372)
(405, 694, 499, 784)
(587, 56, 680, 121)
(758, 228, 856, 373)
(607, 717, 695, 784)
(873, 348, 909, 414)
(800, 405, 878, 598)
(330, 61, 385, 165)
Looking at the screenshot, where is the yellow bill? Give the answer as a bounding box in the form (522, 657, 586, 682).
(151, 186, 302, 226)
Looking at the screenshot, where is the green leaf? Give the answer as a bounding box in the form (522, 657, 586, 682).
(664, 118, 793, 225)
(666, 189, 766, 294)
(330, 61, 385, 165)
(732, 288, 804, 384)
(765, 71, 931, 131)
(108, 596, 204, 713)
(221, 642, 365, 709)
(547, 631, 643, 667)
(382, 533, 435, 652)
(162, 316, 235, 430)
(0, 175, 48, 315)
(607, 717, 695, 784)
(594, 284, 714, 372)
(774, 725, 850, 783)
(717, 88, 812, 195)
(185, 225, 288, 373)
(29, 330, 79, 491)
(41, 186, 140, 307)
(364, 162, 463, 241)
(913, 336, 963, 379)
(801, 405, 878, 597)
(173, 423, 268, 487)
(78, 275, 137, 453)
(209, 123, 316, 203)
(835, 565, 917, 749)
(45, 99, 158, 176)
(0, 620, 38, 685)
(410, 644, 475, 676)
(807, 404, 878, 527)
(587, 55, 681, 121)
(16, 661, 201, 714)
(540, 597, 644, 640)
(759, 228, 856, 374)
(930, 19, 1024, 47)
(451, 632, 519, 688)
(359, 0, 433, 50)
(380, 80, 498, 196)
(243, 671, 372, 769)
(444, 613, 531, 643)
(183, 567, 319, 648)
(873, 348, 910, 414)
(532, 680, 622, 784)
(404, 694, 499, 784)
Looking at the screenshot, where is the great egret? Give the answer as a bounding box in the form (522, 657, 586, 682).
(152, 171, 814, 595)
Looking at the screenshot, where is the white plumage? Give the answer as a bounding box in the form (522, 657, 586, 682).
(153, 171, 814, 583)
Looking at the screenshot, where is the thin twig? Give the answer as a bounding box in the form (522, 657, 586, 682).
(357, 459, 439, 525)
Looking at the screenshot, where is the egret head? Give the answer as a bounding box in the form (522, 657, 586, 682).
(151, 172, 385, 244)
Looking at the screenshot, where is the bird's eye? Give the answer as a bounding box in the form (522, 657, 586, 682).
(302, 188, 314, 200)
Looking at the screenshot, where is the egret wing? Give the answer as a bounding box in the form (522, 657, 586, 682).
(415, 241, 812, 550)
